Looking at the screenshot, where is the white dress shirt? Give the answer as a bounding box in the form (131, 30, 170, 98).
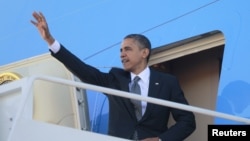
(49, 40, 60, 53)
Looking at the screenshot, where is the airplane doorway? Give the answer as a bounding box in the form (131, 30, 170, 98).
(149, 30, 224, 141)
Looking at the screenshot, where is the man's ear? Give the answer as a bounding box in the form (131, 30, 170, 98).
(142, 48, 149, 59)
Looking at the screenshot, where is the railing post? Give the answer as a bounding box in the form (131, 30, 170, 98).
(7, 77, 33, 141)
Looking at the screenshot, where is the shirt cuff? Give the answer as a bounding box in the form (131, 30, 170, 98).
(49, 40, 60, 53)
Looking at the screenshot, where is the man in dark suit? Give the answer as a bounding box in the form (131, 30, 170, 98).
(31, 11, 196, 141)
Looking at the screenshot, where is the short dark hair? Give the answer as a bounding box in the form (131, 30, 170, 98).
(124, 34, 151, 62)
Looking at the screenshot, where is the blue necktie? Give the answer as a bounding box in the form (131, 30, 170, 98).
(130, 76, 142, 120)
(130, 76, 142, 140)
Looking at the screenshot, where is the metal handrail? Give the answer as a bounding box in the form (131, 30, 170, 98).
(16, 75, 249, 124)
(4, 74, 250, 141)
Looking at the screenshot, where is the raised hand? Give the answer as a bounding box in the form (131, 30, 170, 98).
(31, 11, 55, 45)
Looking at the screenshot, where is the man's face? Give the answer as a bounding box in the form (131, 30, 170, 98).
(120, 38, 148, 74)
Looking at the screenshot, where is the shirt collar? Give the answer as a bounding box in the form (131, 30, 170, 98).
(131, 67, 150, 82)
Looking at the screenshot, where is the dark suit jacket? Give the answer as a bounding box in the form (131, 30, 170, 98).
(51, 45, 196, 141)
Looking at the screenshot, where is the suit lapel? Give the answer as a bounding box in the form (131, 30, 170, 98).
(117, 71, 137, 119)
(116, 68, 163, 121)
(148, 69, 161, 98)
(141, 69, 162, 120)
